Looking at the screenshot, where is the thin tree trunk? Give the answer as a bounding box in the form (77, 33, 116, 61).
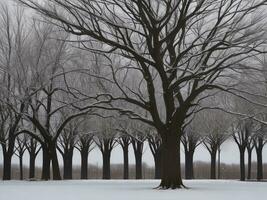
(63, 149, 73, 180)
(19, 155, 23, 180)
(154, 150, 161, 179)
(122, 146, 129, 179)
(217, 148, 221, 179)
(80, 150, 89, 179)
(135, 151, 142, 179)
(247, 149, 252, 180)
(159, 132, 183, 189)
(185, 150, 194, 179)
(102, 151, 111, 179)
(210, 151, 217, 179)
(239, 148, 246, 181)
(256, 147, 263, 181)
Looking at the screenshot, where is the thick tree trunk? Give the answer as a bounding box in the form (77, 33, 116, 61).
(159, 133, 183, 189)
(256, 147, 263, 181)
(154, 151, 161, 179)
(185, 150, 194, 179)
(50, 146, 61, 180)
(122, 146, 129, 179)
(210, 151, 216, 179)
(102, 151, 111, 179)
(239, 148, 246, 181)
(19, 155, 23, 180)
(3, 153, 12, 180)
(80, 150, 89, 179)
(63, 149, 73, 180)
(247, 149, 252, 180)
(41, 146, 50, 180)
(135, 151, 142, 179)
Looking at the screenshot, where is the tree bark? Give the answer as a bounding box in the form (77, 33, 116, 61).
(19, 155, 23, 180)
(80, 149, 89, 179)
(50, 145, 61, 180)
(210, 151, 217, 179)
(247, 149, 252, 180)
(239, 148, 246, 181)
(102, 151, 111, 179)
(41, 146, 50, 180)
(154, 150, 161, 179)
(185, 150, 194, 179)
(135, 151, 142, 179)
(256, 147, 263, 181)
(63, 149, 73, 180)
(3, 153, 12, 180)
(159, 132, 183, 189)
(122, 146, 129, 179)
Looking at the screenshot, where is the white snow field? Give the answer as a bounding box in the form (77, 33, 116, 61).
(0, 180, 266, 200)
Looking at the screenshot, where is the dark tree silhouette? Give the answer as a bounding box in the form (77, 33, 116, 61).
(76, 133, 94, 179)
(181, 130, 201, 180)
(232, 119, 253, 181)
(148, 133, 162, 179)
(17, 0, 267, 188)
(14, 135, 27, 180)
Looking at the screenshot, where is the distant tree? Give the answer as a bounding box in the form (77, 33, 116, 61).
(232, 119, 253, 181)
(76, 132, 94, 180)
(25, 136, 41, 179)
(94, 119, 117, 179)
(202, 110, 230, 179)
(254, 122, 267, 181)
(181, 125, 201, 180)
(148, 132, 162, 179)
(14, 135, 27, 180)
(117, 132, 131, 180)
(57, 117, 79, 180)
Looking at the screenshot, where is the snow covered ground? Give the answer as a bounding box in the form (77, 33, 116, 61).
(0, 180, 266, 200)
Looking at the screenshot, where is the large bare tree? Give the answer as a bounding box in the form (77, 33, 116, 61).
(17, 0, 267, 188)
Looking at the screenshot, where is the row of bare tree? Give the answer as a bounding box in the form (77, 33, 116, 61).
(0, 0, 267, 189)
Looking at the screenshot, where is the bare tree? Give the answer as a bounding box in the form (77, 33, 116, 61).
(14, 135, 27, 180)
(25, 136, 41, 179)
(148, 132, 162, 179)
(76, 131, 94, 180)
(17, 0, 267, 188)
(181, 124, 202, 180)
(94, 119, 117, 180)
(254, 122, 267, 181)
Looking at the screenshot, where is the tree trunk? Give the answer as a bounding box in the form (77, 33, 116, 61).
(185, 150, 194, 179)
(159, 132, 183, 189)
(217, 148, 221, 179)
(135, 151, 142, 179)
(256, 147, 263, 181)
(3, 153, 12, 180)
(247, 149, 252, 180)
(80, 150, 89, 179)
(122, 146, 129, 179)
(19, 155, 23, 180)
(154, 150, 161, 179)
(210, 151, 216, 179)
(102, 151, 111, 179)
(239, 148, 246, 181)
(50, 145, 61, 180)
(63, 149, 73, 180)
(41, 146, 50, 180)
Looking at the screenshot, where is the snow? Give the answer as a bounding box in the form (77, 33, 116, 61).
(0, 180, 266, 200)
